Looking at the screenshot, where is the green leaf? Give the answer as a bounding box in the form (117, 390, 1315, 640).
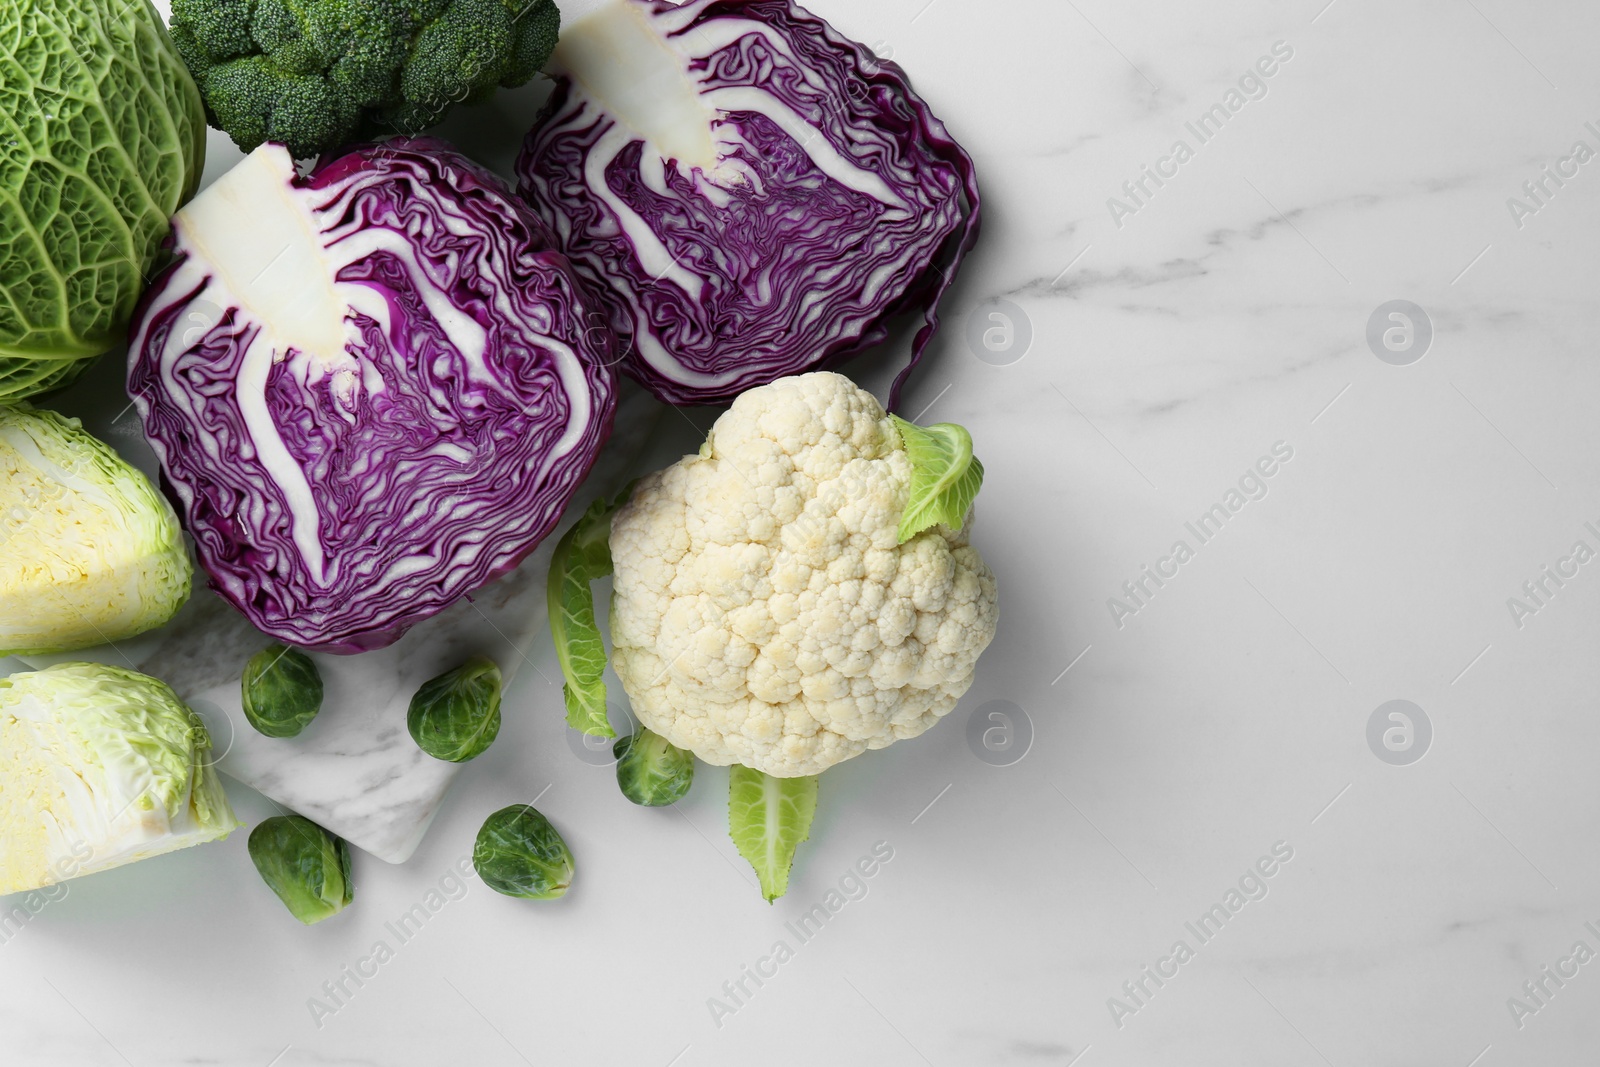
(614, 730, 695, 807)
(473, 804, 574, 900)
(728, 767, 818, 903)
(1, 0, 206, 399)
(546, 490, 630, 737)
(247, 815, 353, 925)
(241, 644, 323, 738)
(890, 414, 985, 543)
(406, 656, 502, 763)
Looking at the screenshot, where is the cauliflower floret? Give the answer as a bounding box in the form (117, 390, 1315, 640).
(609, 373, 998, 777)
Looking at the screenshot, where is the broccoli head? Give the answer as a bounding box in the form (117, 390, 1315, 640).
(170, 0, 560, 158)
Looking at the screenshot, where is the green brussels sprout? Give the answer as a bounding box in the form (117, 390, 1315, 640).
(241, 644, 324, 738)
(247, 815, 353, 924)
(473, 805, 574, 900)
(407, 656, 502, 763)
(613, 729, 695, 807)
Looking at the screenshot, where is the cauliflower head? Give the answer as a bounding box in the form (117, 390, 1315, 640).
(608, 373, 998, 778)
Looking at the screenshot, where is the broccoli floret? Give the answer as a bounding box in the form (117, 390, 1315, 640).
(269, 72, 361, 157)
(167, 22, 212, 91)
(169, 0, 560, 158)
(502, 0, 560, 89)
(202, 56, 277, 150)
(204, 55, 360, 159)
(249, 0, 306, 57)
(397, 0, 512, 115)
(171, 0, 258, 64)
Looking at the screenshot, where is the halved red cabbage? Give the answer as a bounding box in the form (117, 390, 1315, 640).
(129, 138, 617, 653)
(515, 0, 980, 409)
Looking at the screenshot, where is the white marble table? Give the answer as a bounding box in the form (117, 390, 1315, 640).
(7, 0, 1600, 1064)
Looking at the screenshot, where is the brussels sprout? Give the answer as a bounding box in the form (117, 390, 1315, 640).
(473, 805, 574, 900)
(248, 815, 353, 925)
(407, 657, 502, 763)
(241, 644, 324, 738)
(613, 730, 695, 807)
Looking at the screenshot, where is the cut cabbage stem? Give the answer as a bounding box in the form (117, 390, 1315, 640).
(554, 0, 720, 174)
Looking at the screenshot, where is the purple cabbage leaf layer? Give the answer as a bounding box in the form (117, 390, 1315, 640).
(516, 0, 980, 409)
(130, 137, 618, 653)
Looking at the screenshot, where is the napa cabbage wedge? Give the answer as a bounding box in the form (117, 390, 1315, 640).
(0, 405, 191, 657)
(0, 0, 206, 399)
(0, 663, 239, 895)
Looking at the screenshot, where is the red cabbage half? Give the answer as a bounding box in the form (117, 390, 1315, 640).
(129, 138, 618, 653)
(515, 0, 980, 409)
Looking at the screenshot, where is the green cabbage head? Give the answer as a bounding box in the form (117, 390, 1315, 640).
(1, 404, 192, 656)
(0, 0, 207, 399)
(0, 662, 239, 895)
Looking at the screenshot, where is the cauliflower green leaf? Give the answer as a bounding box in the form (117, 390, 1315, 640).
(891, 414, 985, 543)
(546, 492, 623, 737)
(729, 766, 817, 903)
